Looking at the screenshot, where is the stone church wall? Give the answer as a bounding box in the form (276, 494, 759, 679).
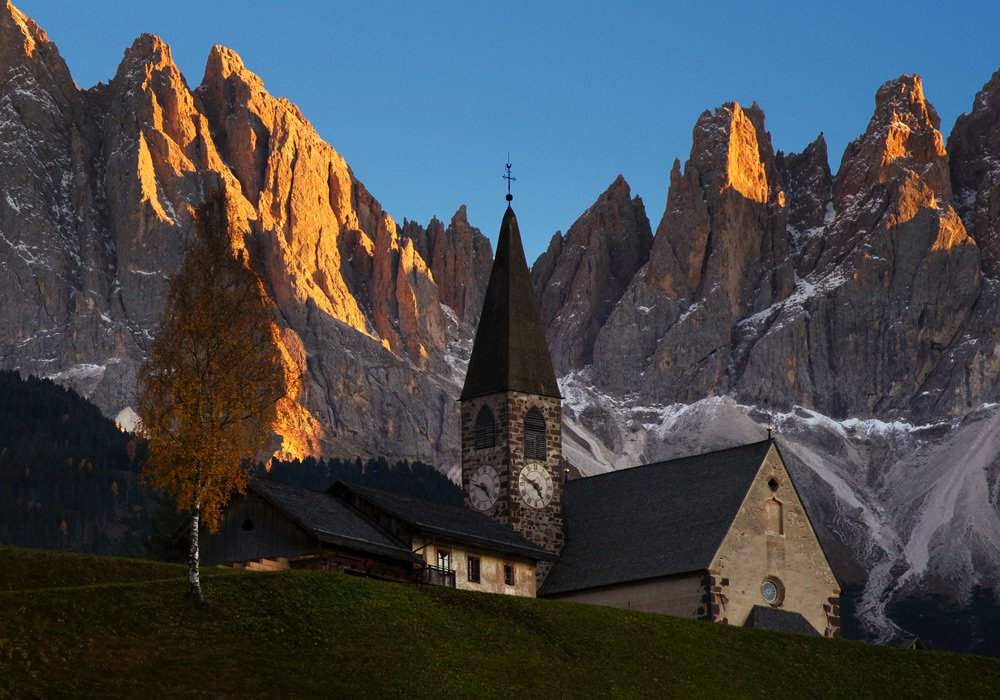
(709, 445, 841, 635)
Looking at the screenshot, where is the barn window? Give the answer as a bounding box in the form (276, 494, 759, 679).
(765, 498, 784, 536)
(475, 406, 496, 449)
(523, 408, 546, 461)
(241, 519, 254, 532)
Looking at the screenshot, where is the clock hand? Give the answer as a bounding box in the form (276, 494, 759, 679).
(528, 476, 544, 498)
(475, 481, 489, 494)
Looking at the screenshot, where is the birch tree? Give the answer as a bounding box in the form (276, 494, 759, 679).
(137, 188, 285, 605)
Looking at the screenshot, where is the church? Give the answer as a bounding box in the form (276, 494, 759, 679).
(456, 198, 840, 637)
(206, 194, 841, 637)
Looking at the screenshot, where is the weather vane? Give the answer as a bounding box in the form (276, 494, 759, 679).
(503, 154, 515, 202)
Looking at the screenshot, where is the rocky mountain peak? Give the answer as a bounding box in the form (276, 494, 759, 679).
(2, 0, 50, 61)
(533, 175, 652, 374)
(776, 133, 833, 267)
(839, 74, 949, 200)
(204, 44, 247, 80)
(873, 74, 939, 131)
(690, 101, 776, 204)
(121, 33, 173, 70)
(1, 1, 77, 107)
(817, 74, 959, 274)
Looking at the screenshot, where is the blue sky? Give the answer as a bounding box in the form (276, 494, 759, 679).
(16, 1, 1000, 263)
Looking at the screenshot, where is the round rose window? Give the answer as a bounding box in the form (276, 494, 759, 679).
(761, 578, 783, 605)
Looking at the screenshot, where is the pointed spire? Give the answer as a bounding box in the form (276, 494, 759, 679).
(461, 205, 560, 400)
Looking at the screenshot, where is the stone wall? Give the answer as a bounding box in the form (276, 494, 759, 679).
(461, 390, 564, 560)
(709, 444, 841, 636)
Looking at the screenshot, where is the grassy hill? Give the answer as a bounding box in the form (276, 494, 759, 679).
(1, 547, 997, 698)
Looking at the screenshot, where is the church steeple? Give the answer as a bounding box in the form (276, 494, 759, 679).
(460, 205, 560, 401)
(460, 188, 564, 574)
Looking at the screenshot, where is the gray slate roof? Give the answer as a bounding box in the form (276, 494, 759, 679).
(539, 440, 773, 596)
(743, 605, 820, 635)
(250, 479, 420, 564)
(337, 482, 557, 562)
(460, 205, 560, 400)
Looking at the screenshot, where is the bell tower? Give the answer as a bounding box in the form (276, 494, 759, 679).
(460, 180, 564, 562)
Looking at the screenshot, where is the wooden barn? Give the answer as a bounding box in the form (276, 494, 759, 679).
(203, 478, 554, 596)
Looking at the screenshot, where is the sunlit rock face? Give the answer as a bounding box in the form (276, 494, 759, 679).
(592, 102, 794, 402)
(0, 2, 472, 462)
(738, 75, 980, 419)
(583, 79, 982, 421)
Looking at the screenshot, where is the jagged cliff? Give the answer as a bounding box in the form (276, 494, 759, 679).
(0, 2, 492, 464)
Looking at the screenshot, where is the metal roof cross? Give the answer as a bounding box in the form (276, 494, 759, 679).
(503, 156, 516, 202)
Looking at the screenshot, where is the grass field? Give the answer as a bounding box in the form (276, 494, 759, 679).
(0, 546, 997, 698)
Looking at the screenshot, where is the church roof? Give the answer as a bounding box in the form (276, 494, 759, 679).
(460, 205, 560, 401)
(250, 479, 420, 564)
(335, 482, 558, 562)
(539, 440, 774, 597)
(743, 606, 820, 635)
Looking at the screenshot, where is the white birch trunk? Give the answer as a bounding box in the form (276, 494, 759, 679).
(189, 502, 205, 605)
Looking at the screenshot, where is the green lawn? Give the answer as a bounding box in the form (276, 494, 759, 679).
(0, 546, 996, 698)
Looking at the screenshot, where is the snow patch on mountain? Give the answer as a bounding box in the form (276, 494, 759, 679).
(558, 368, 1000, 640)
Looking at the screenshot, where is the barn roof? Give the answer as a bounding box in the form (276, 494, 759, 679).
(249, 479, 420, 564)
(335, 482, 557, 562)
(460, 205, 560, 401)
(743, 605, 820, 635)
(539, 440, 773, 596)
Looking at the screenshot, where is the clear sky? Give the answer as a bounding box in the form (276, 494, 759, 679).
(15, 1, 1000, 263)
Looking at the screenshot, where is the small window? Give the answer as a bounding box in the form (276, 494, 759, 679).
(467, 556, 481, 583)
(761, 577, 784, 606)
(437, 550, 451, 572)
(503, 563, 515, 586)
(768, 477, 780, 492)
(475, 406, 496, 449)
(766, 498, 784, 536)
(524, 408, 546, 461)
(241, 519, 254, 532)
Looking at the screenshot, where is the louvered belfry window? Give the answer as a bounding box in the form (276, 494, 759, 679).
(523, 408, 546, 461)
(475, 406, 496, 449)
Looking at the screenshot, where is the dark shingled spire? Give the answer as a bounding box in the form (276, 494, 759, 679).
(461, 206, 560, 401)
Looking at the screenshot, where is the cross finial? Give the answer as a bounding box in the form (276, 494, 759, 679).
(503, 155, 515, 202)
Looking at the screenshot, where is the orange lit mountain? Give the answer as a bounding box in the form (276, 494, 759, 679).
(5, 1, 1000, 646)
(0, 2, 490, 464)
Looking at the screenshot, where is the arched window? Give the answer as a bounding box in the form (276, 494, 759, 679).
(474, 406, 495, 449)
(524, 408, 546, 461)
(765, 498, 784, 536)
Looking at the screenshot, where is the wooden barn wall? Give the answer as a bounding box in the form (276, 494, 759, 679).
(202, 493, 317, 566)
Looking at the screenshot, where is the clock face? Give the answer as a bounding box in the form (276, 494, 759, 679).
(469, 465, 500, 511)
(517, 463, 553, 509)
